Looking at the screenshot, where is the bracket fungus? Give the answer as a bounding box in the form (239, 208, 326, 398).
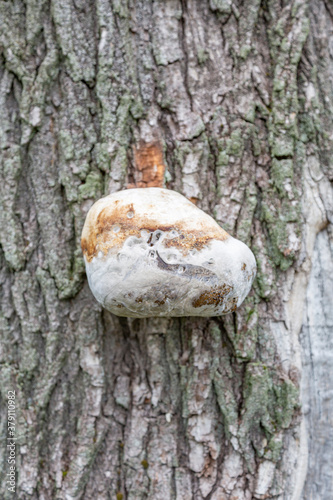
(81, 188, 256, 317)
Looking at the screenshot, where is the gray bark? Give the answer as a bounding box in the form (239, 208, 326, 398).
(0, 0, 332, 499)
(300, 227, 333, 500)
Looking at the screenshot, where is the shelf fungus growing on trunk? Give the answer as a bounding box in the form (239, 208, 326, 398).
(81, 188, 256, 317)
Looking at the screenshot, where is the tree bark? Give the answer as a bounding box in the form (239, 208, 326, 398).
(0, 0, 332, 499)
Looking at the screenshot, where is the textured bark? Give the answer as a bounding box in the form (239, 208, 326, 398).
(0, 0, 332, 499)
(300, 227, 333, 500)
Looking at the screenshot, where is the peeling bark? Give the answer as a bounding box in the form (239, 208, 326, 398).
(0, 0, 332, 498)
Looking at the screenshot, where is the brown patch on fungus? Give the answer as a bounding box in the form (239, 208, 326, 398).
(163, 232, 219, 253)
(81, 198, 229, 262)
(241, 263, 246, 271)
(154, 297, 166, 306)
(129, 141, 166, 188)
(192, 284, 233, 308)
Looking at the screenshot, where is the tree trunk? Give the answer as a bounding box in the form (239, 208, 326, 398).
(1, 0, 332, 498)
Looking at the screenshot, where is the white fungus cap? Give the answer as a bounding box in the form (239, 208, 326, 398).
(81, 188, 256, 317)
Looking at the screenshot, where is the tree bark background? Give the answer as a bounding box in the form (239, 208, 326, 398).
(0, 0, 332, 499)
